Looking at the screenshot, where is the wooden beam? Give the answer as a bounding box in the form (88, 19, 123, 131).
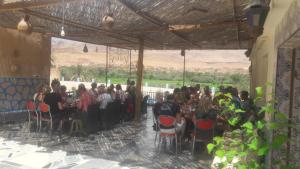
(121, 20, 247, 33)
(116, 0, 201, 48)
(170, 20, 247, 32)
(1, 24, 136, 49)
(22, 9, 163, 49)
(22, 9, 138, 44)
(0, 0, 80, 12)
(51, 34, 133, 50)
(135, 38, 144, 121)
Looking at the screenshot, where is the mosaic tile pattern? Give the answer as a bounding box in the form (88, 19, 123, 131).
(0, 109, 212, 169)
(0, 77, 47, 113)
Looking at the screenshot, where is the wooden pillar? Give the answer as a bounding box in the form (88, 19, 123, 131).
(181, 49, 186, 86)
(135, 38, 144, 121)
(105, 45, 108, 87)
(129, 49, 132, 79)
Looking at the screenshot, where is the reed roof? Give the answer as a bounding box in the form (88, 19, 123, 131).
(0, 0, 254, 50)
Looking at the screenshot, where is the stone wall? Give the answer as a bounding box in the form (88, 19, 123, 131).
(274, 48, 300, 167)
(0, 28, 51, 113)
(291, 50, 300, 167)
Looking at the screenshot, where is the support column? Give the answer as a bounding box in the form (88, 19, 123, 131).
(129, 49, 132, 79)
(105, 46, 108, 87)
(135, 38, 144, 121)
(182, 49, 186, 86)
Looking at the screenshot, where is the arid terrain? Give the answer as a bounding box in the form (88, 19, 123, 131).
(51, 38, 250, 74)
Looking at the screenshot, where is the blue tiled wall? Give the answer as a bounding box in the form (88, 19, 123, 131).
(0, 77, 48, 113)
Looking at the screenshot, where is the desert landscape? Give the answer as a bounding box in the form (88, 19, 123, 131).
(51, 38, 250, 74)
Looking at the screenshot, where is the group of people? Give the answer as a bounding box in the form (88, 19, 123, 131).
(32, 79, 137, 131)
(32, 79, 257, 140)
(153, 84, 257, 141)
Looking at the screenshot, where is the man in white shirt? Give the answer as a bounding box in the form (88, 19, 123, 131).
(97, 87, 112, 110)
(97, 86, 112, 129)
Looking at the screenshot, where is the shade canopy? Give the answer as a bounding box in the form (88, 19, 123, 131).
(0, 0, 260, 50)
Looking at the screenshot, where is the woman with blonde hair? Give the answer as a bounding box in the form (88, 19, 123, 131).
(193, 94, 213, 125)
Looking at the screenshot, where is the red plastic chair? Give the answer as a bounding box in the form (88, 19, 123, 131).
(38, 103, 53, 131)
(26, 101, 39, 131)
(158, 115, 179, 154)
(192, 119, 214, 155)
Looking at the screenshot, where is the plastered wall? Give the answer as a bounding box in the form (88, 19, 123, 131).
(0, 28, 51, 77)
(250, 0, 300, 167)
(250, 0, 295, 100)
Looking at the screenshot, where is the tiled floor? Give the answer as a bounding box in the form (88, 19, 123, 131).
(0, 108, 212, 169)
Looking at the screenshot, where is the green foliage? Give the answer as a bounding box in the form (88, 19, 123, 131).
(60, 65, 249, 89)
(207, 85, 298, 169)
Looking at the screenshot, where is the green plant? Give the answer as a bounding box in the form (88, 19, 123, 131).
(207, 85, 298, 169)
(59, 66, 249, 90)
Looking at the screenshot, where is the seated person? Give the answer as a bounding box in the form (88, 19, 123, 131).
(59, 85, 68, 105)
(240, 91, 262, 122)
(152, 92, 163, 130)
(194, 96, 212, 121)
(115, 84, 125, 103)
(158, 95, 185, 137)
(34, 84, 50, 107)
(44, 79, 64, 130)
(181, 101, 191, 117)
(33, 84, 44, 103)
(159, 95, 177, 117)
(153, 92, 163, 120)
(200, 86, 212, 103)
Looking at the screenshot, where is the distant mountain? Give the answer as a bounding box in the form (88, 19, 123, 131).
(51, 38, 250, 74)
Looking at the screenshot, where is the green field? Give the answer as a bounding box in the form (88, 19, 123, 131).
(60, 65, 250, 91)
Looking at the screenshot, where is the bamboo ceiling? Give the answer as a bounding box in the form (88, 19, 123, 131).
(0, 0, 253, 50)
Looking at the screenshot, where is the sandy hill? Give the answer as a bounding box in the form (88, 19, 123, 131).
(51, 38, 250, 74)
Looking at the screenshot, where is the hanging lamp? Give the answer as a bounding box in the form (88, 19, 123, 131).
(102, 0, 114, 29)
(244, 0, 269, 27)
(181, 49, 185, 56)
(60, 26, 65, 37)
(17, 15, 32, 34)
(102, 14, 114, 29)
(60, 0, 66, 36)
(83, 44, 88, 53)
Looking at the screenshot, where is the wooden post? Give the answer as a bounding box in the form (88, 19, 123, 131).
(135, 38, 144, 121)
(105, 45, 108, 87)
(129, 49, 132, 79)
(182, 49, 186, 86)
